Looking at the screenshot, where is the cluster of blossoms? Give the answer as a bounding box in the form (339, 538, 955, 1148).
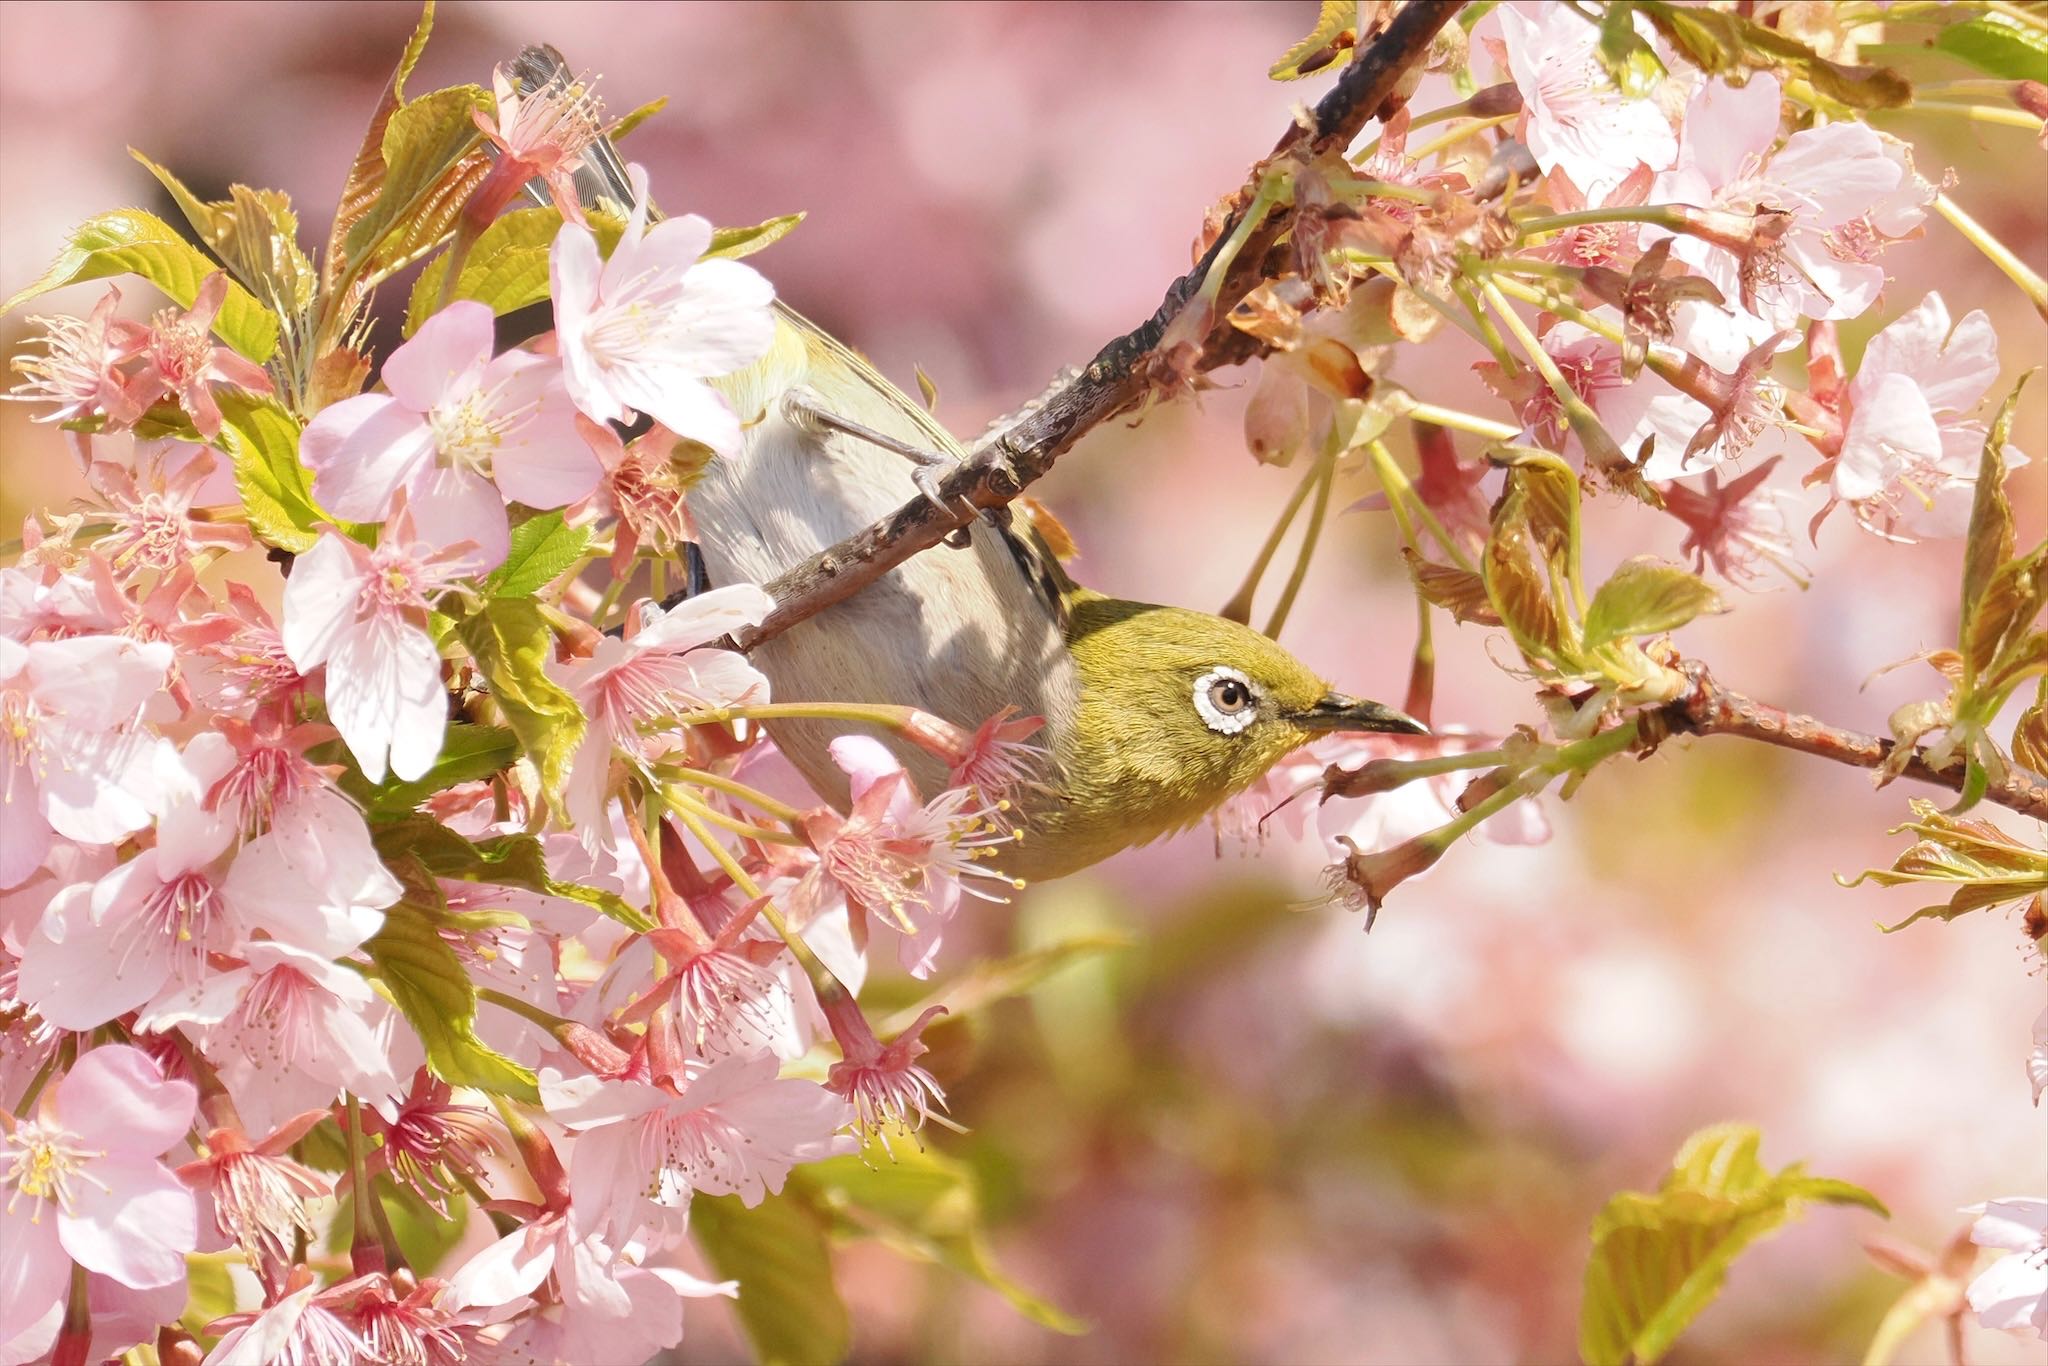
(0, 58, 1038, 1356)
(2, 5, 2044, 1362)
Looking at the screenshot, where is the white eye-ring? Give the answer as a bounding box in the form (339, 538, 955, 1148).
(1193, 666, 1259, 735)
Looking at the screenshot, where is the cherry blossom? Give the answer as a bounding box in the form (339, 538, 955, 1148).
(1, 285, 142, 425)
(548, 163, 776, 453)
(301, 301, 591, 573)
(1497, 2, 1676, 196)
(1655, 75, 1902, 367)
(474, 58, 606, 227)
(115, 272, 274, 438)
(792, 736, 1017, 979)
(1661, 456, 1808, 587)
(541, 1051, 850, 1243)
(1963, 1197, 2048, 1338)
(555, 584, 774, 838)
(1831, 292, 2023, 539)
(0, 631, 171, 888)
(822, 996, 950, 1149)
(282, 521, 465, 783)
(0, 1044, 197, 1345)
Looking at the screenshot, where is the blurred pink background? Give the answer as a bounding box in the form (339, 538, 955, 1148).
(3, 3, 2045, 1363)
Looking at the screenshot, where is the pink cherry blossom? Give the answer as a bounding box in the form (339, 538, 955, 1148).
(1963, 1197, 2048, 1338)
(115, 272, 273, 438)
(86, 445, 252, 581)
(1832, 292, 2024, 540)
(201, 1270, 366, 1366)
(1661, 456, 1808, 588)
(0, 632, 171, 889)
(791, 736, 1016, 979)
(1317, 730, 1551, 863)
(821, 996, 949, 1150)
(302, 301, 591, 574)
(474, 59, 606, 228)
(548, 163, 776, 453)
(1, 285, 143, 425)
(0, 1044, 197, 1345)
(556, 584, 774, 838)
(575, 414, 695, 574)
(542, 1051, 850, 1242)
(176, 1109, 331, 1280)
(1497, 2, 1676, 197)
(282, 523, 463, 784)
(1655, 76, 1902, 367)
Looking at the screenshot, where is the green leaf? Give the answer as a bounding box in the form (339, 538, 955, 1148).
(1270, 0, 1357, 80)
(1583, 558, 1725, 650)
(1935, 13, 2048, 84)
(609, 95, 668, 142)
(364, 895, 539, 1101)
(801, 1144, 1088, 1335)
(215, 391, 325, 552)
(2, 209, 278, 362)
(1482, 511, 1566, 662)
(324, 0, 436, 292)
(707, 212, 807, 262)
(373, 812, 653, 933)
(180, 1254, 238, 1338)
(1961, 375, 2028, 664)
(131, 151, 316, 317)
(341, 84, 490, 270)
(457, 598, 587, 817)
(1579, 1124, 1886, 1366)
(1635, 1, 1911, 110)
(693, 1191, 850, 1366)
(485, 511, 591, 598)
(340, 723, 520, 816)
(1597, 4, 1668, 98)
(406, 206, 563, 337)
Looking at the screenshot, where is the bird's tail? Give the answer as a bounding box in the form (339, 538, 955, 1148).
(506, 44, 656, 221)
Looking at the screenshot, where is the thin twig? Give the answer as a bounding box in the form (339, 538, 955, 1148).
(732, 0, 1463, 651)
(1658, 662, 2048, 822)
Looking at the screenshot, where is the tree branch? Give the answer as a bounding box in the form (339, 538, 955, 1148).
(1658, 661, 2048, 822)
(732, 0, 1464, 651)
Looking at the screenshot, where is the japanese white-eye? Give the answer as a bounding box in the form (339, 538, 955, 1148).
(514, 46, 1424, 884)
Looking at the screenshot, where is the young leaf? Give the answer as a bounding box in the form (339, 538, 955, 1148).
(1635, 1, 1911, 110)
(341, 723, 520, 816)
(1, 209, 278, 362)
(707, 213, 807, 262)
(608, 95, 668, 142)
(364, 895, 540, 1101)
(340, 84, 490, 271)
(374, 815, 652, 931)
(692, 1191, 850, 1366)
(1482, 516, 1566, 662)
(130, 152, 316, 317)
(1579, 1124, 1886, 1366)
(1271, 0, 1357, 80)
(1583, 557, 1724, 650)
(457, 598, 587, 813)
(215, 392, 324, 552)
(800, 1144, 1088, 1335)
(324, 0, 436, 291)
(1934, 13, 2048, 84)
(486, 511, 592, 599)
(1841, 797, 2048, 930)
(406, 206, 562, 336)
(1597, 4, 1667, 98)
(1403, 549, 1501, 626)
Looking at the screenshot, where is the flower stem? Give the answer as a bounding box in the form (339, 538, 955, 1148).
(1934, 193, 2048, 323)
(1366, 437, 1478, 575)
(665, 800, 849, 1011)
(660, 765, 807, 825)
(1263, 439, 1338, 638)
(1219, 456, 1324, 624)
(1514, 204, 1686, 241)
(669, 700, 919, 732)
(661, 784, 803, 845)
(1402, 401, 1520, 442)
(343, 1095, 388, 1277)
(1405, 112, 1517, 165)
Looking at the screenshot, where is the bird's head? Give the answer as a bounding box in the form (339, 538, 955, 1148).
(1030, 595, 1424, 875)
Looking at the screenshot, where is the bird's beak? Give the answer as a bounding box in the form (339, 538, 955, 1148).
(1290, 692, 1429, 735)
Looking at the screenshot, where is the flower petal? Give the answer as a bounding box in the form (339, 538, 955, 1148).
(56, 1044, 196, 1157)
(383, 301, 495, 411)
(59, 1158, 197, 1289)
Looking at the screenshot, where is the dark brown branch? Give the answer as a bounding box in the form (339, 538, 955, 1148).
(732, 0, 1463, 651)
(1658, 661, 2048, 822)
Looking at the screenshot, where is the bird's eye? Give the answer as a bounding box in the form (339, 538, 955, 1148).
(1193, 667, 1259, 735)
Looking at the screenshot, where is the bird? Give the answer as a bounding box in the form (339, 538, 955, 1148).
(510, 46, 1424, 883)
